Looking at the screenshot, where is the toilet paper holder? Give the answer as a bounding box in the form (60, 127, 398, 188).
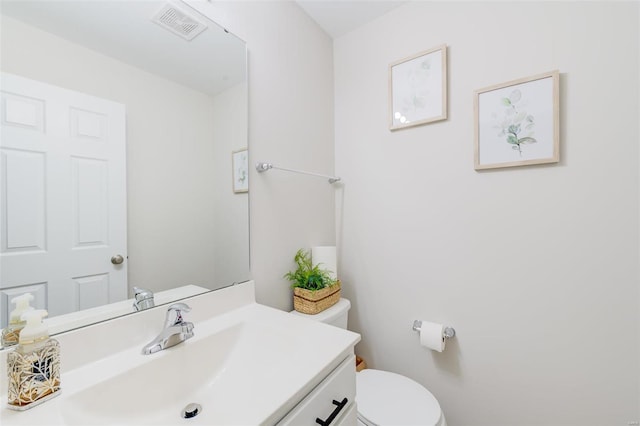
(412, 320, 456, 339)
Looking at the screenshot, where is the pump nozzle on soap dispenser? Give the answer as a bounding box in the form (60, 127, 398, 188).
(10, 293, 35, 321)
(1, 293, 35, 346)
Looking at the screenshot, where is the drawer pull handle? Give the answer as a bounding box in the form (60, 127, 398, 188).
(315, 397, 348, 426)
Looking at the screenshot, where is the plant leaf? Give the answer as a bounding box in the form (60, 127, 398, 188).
(518, 137, 537, 144)
(514, 111, 527, 123)
(284, 248, 336, 290)
(507, 135, 518, 144)
(501, 98, 511, 106)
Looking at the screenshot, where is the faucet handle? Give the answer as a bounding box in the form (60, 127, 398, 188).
(168, 303, 191, 313)
(134, 286, 152, 295)
(132, 287, 155, 311)
(165, 303, 192, 327)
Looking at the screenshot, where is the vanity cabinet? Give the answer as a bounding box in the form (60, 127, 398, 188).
(277, 354, 357, 426)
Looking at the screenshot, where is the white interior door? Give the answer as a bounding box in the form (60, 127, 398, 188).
(0, 72, 127, 326)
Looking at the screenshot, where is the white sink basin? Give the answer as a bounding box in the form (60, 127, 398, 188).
(1, 285, 360, 426)
(61, 317, 301, 425)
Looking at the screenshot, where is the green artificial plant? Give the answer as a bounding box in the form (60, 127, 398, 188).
(284, 249, 337, 291)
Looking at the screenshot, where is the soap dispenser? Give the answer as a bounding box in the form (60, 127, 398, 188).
(1, 293, 35, 347)
(7, 310, 61, 410)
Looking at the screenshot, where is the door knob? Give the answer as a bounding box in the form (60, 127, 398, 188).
(111, 254, 124, 265)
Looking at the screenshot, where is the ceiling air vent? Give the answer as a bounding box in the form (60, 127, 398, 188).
(151, 2, 208, 41)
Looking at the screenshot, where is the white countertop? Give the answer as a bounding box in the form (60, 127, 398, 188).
(0, 281, 360, 425)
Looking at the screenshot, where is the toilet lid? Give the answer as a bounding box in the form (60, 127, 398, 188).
(356, 369, 442, 426)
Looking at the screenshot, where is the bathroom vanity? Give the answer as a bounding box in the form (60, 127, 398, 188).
(0, 281, 361, 425)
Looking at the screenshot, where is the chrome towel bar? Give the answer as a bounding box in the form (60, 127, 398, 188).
(255, 162, 341, 184)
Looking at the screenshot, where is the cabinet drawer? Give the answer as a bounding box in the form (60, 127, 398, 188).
(277, 355, 356, 426)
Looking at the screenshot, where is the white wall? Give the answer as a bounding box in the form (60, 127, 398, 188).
(211, 82, 250, 285)
(0, 16, 221, 293)
(334, 2, 639, 425)
(187, 0, 336, 309)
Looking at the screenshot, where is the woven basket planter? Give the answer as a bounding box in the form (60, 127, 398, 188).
(293, 281, 341, 315)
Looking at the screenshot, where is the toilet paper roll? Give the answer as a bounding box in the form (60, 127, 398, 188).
(311, 246, 337, 280)
(419, 321, 446, 352)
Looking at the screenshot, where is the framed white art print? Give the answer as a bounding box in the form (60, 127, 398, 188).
(474, 70, 559, 170)
(389, 44, 447, 130)
(232, 148, 248, 193)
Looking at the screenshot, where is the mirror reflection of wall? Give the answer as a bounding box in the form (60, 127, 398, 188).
(0, 1, 249, 336)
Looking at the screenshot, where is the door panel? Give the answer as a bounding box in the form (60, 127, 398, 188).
(74, 273, 110, 311)
(72, 156, 108, 247)
(2, 149, 46, 253)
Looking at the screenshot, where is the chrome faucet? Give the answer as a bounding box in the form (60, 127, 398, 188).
(141, 303, 194, 355)
(133, 286, 155, 311)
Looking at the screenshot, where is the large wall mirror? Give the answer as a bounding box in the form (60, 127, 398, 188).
(0, 0, 249, 348)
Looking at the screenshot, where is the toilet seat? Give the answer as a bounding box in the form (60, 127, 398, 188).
(356, 369, 444, 426)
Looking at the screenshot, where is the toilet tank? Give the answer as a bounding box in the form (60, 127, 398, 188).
(290, 298, 351, 329)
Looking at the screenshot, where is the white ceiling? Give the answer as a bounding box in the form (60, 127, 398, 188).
(1, 0, 246, 96)
(295, 0, 407, 39)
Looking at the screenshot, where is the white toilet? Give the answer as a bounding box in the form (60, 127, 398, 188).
(291, 298, 447, 426)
